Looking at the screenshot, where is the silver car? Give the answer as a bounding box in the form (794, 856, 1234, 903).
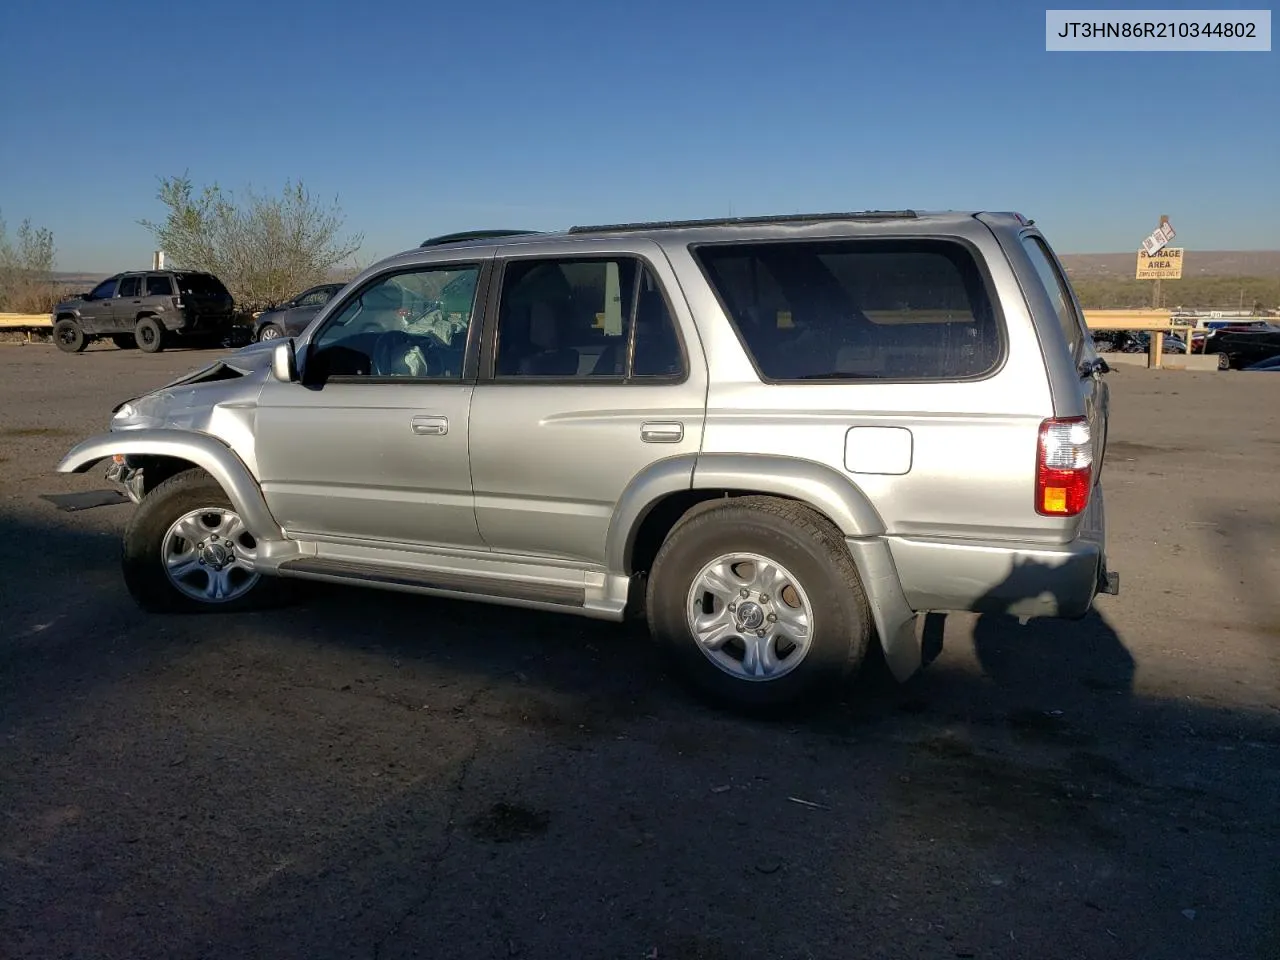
(58, 211, 1117, 712)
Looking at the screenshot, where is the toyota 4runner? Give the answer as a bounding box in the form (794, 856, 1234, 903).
(57, 211, 1118, 712)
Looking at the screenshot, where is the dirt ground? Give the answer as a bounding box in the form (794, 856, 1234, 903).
(1, 342, 1278, 960)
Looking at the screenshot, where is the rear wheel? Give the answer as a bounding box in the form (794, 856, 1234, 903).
(257, 323, 284, 342)
(111, 334, 137, 350)
(135, 316, 165, 353)
(646, 496, 871, 713)
(53, 318, 88, 353)
(122, 468, 276, 613)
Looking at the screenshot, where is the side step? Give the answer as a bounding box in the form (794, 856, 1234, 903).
(277, 557, 587, 607)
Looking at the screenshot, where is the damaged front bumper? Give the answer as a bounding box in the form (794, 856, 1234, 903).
(104, 456, 146, 504)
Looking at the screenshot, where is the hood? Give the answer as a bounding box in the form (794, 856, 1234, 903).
(109, 338, 279, 431)
(54, 295, 89, 310)
(153, 338, 277, 390)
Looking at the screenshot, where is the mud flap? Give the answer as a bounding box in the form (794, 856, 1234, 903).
(844, 536, 921, 683)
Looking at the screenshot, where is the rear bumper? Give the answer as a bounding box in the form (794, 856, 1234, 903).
(886, 487, 1112, 620)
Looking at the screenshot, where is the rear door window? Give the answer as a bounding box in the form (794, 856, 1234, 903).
(492, 256, 684, 380)
(693, 238, 1002, 381)
(1021, 235, 1086, 359)
(146, 274, 174, 296)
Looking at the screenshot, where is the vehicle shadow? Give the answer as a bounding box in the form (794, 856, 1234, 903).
(3, 513, 1279, 960)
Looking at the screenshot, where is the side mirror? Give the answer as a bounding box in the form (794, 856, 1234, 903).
(271, 340, 300, 383)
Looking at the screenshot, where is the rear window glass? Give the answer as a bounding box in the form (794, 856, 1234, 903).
(693, 239, 1002, 381)
(175, 273, 230, 297)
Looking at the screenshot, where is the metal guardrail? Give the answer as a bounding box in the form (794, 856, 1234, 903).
(0, 313, 51, 329)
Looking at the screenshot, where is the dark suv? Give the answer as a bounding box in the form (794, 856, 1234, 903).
(51, 270, 235, 354)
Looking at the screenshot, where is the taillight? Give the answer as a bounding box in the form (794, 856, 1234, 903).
(1036, 416, 1092, 516)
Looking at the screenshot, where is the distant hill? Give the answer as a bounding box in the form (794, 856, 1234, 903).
(1059, 250, 1280, 280)
(50, 271, 109, 287)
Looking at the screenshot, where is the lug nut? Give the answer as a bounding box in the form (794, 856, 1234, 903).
(740, 588, 750, 598)
(755, 629, 766, 638)
(767, 613, 777, 623)
(728, 603, 737, 613)
(760, 594, 769, 604)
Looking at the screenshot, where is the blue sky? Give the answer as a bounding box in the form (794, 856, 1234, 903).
(0, 0, 1275, 272)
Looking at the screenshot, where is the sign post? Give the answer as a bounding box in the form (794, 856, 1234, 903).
(1136, 216, 1179, 308)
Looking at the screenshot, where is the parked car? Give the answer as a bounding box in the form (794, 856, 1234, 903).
(1202, 324, 1280, 369)
(56, 210, 1117, 713)
(51, 270, 235, 354)
(1093, 330, 1186, 354)
(254, 283, 346, 342)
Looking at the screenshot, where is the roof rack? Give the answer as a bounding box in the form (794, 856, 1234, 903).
(419, 229, 541, 248)
(567, 210, 919, 235)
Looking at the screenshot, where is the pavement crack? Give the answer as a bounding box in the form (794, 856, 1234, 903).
(370, 683, 489, 960)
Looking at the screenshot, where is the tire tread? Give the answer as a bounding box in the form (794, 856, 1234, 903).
(647, 495, 872, 713)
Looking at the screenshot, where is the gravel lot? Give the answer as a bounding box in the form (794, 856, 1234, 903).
(2, 342, 1278, 960)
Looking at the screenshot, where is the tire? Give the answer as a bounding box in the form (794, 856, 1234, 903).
(53, 318, 88, 353)
(111, 334, 137, 350)
(257, 323, 284, 342)
(1217, 352, 1231, 370)
(135, 316, 165, 353)
(122, 468, 277, 614)
(646, 496, 871, 714)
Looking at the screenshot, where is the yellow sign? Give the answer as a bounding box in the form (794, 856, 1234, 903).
(1136, 247, 1184, 280)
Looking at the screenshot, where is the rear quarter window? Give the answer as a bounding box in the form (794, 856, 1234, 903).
(692, 238, 1003, 381)
(1020, 235, 1086, 358)
(175, 273, 231, 298)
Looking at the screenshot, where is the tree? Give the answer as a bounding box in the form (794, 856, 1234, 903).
(139, 174, 364, 310)
(0, 210, 59, 313)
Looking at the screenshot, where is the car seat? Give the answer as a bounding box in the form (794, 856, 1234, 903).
(517, 301, 579, 376)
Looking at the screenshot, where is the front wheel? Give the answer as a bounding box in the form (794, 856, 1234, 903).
(257, 323, 284, 342)
(135, 316, 165, 353)
(646, 496, 871, 713)
(53, 318, 88, 353)
(1217, 352, 1231, 370)
(122, 468, 276, 613)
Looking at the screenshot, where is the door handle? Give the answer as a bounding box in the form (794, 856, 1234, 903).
(640, 421, 683, 443)
(410, 415, 448, 436)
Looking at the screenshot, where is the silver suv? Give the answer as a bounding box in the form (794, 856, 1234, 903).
(58, 211, 1117, 711)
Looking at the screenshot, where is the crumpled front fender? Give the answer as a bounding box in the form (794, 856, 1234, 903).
(57, 428, 285, 542)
